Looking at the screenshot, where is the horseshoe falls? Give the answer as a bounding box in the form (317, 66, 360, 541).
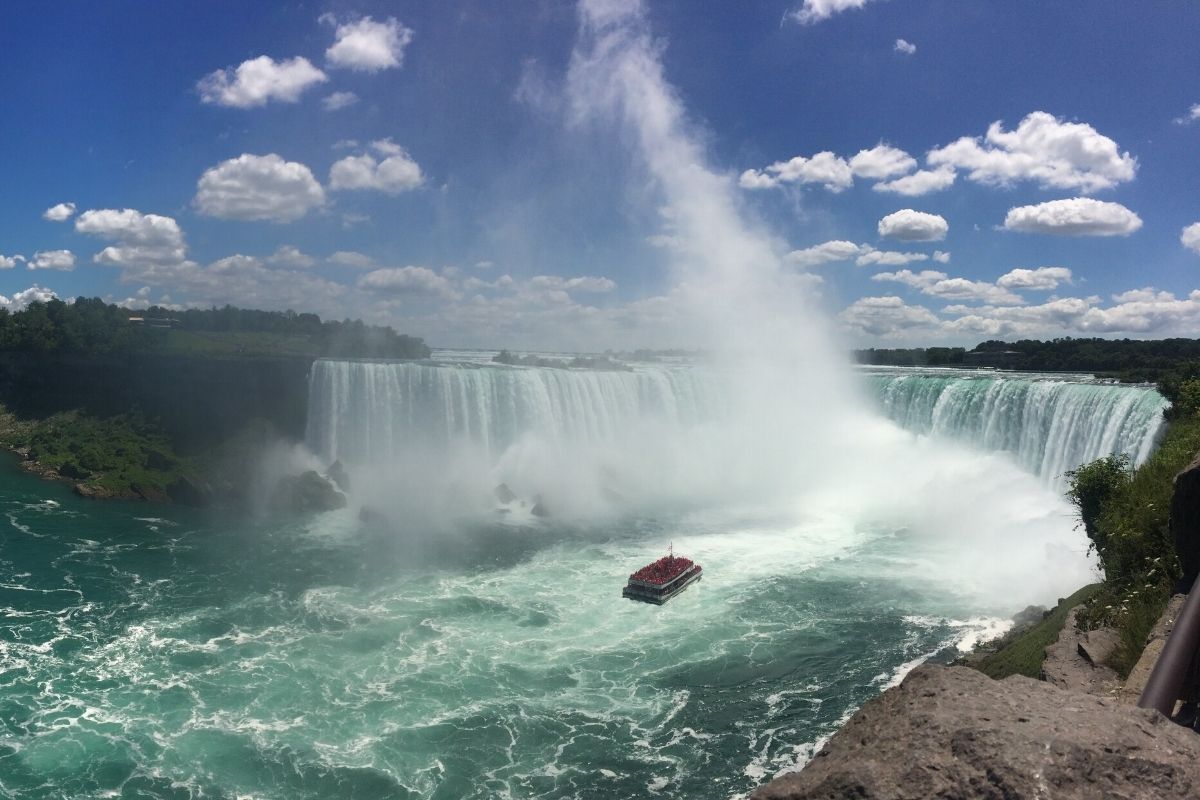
(864, 368, 1167, 484)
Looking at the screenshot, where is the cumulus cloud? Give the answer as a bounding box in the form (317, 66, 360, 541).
(1182, 222, 1200, 254)
(1003, 198, 1142, 237)
(0, 254, 25, 269)
(856, 248, 929, 267)
(878, 209, 948, 241)
(838, 295, 938, 336)
(848, 144, 916, 180)
(996, 266, 1073, 291)
(785, 0, 876, 24)
(785, 240, 864, 267)
(873, 268, 1023, 305)
(527, 275, 616, 293)
(322, 91, 359, 111)
(29, 250, 76, 271)
(894, 38, 916, 55)
(1174, 104, 1200, 125)
(265, 245, 316, 269)
(739, 151, 853, 192)
(328, 251, 375, 269)
(873, 165, 956, 196)
(932, 250, 950, 263)
(936, 290, 1200, 339)
(195, 154, 325, 223)
(75, 208, 187, 267)
(358, 266, 454, 297)
(927, 111, 1136, 193)
(324, 15, 414, 72)
(43, 202, 76, 222)
(197, 56, 327, 109)
(0, 286, 58, 310)
(329, 139, 424, 194)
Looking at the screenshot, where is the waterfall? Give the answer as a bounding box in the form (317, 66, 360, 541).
(865, 369, 1167, 483)
(306, 360, 1167, 489)
(305, 359, 726, 466)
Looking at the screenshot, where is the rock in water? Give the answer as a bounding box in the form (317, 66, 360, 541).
(270, 471, 347, 514)
(752, 664, 1200, 800)
(167, 475, 213, 507)
(326, 460, 351, 493)
(494, 483, 516, 504)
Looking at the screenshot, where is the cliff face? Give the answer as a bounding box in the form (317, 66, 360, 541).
(1170, 453, 1200, 588)
(753, 664, 1200, 800)
(0, 352, 314, 450)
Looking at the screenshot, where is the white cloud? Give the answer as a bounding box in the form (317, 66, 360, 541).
(328, 251, 375, 269)
(873, 268, 1023, 305)
(855, 248, 929, 266)
(325, 15, 414, 72)
(1174, 104, 1200, 125)
(932, 250, 950, 263)
(197, 56, 327, 109)
(785, 0, 876, 24)
(265, 245, 316, 269)
(75, 208, 187, 267)
(785, 240, 864, 267)
(878, 209, 948, 241)
(1003, 198, 1142, 237)
(838, 295, 939, 336)
(936, 290, 1200, 339)
(29, 250, 76, 271)
(527, 275, 616, 293)
(195, 154, 326, 223)
(927, 111, 1136, 193)
(996, 266, 1073, 290)
(43, 202, 76, 222)
(0, 254, 25, 269)
(0, 286, 58, 310)
(329, 141, 424, 195)
(894, 38, 916, 55)
(322, 91, 359, 111)
(873, 165, 956, 196)
(358, 266, 454, 297)
(474, 260, 494, 270)
(848, 144, 916, 180)
(739, 151, 853, 192)
(1181, 222, 1200, 254)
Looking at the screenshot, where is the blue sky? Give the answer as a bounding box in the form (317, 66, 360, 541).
(1, 0, 1199, 349)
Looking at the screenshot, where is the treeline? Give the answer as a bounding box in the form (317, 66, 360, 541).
(856, 337, 1200, 380)
(0, 298, 431, 359)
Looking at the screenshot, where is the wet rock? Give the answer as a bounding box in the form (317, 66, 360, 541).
(131, 483, 169, 503)
(530, 494, 549, 518)
(143, 449, 176, 471)
(752, 664, 1200, 800)
(73, 483, 124, 500)
(494, 483, 516, 504)
(326, 460, 351, 493)
(270, 471, 347, 514)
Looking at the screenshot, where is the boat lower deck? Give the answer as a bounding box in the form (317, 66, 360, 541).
(622, 568, 702, 604)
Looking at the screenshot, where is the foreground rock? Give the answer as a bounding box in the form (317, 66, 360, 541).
(1122, 593, 1190, 704)
(1171, 454, 1200, 587)
(753, 664, 1200, 800)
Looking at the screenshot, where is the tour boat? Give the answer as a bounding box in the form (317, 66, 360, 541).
(622, 548, 702, 604)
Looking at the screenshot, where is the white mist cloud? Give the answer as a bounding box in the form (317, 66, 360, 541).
(927, 111, 1136, 193)
(195, 154, 326, 222)
(358, 266, 455, 298)
(878, 209, 948, 241)
(197, 56, 327, 108)
(329, 251, 375, 269)
(1003, 198, 1142, 237)
(324, 15, 414, 72)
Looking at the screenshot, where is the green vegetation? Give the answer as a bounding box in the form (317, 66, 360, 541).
(1066, 398, 1200, 676)
(973, 584, 1102, 680)
(493, 350, 631, 370)
(855, 337, 1200, 383)
(0, 297, 431, 359)
(0, 408, 192, 500)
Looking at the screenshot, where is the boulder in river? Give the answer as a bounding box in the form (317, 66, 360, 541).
(167, 475, 213, 507)
(270, 471, 348, 514)
(494, 483, 516, 504)
(325, 460, 351, 493)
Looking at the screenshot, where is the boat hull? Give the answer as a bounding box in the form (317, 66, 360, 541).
(622, 569, 702, 604)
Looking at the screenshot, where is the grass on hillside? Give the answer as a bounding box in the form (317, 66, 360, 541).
(973, 584, 1102, 680)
